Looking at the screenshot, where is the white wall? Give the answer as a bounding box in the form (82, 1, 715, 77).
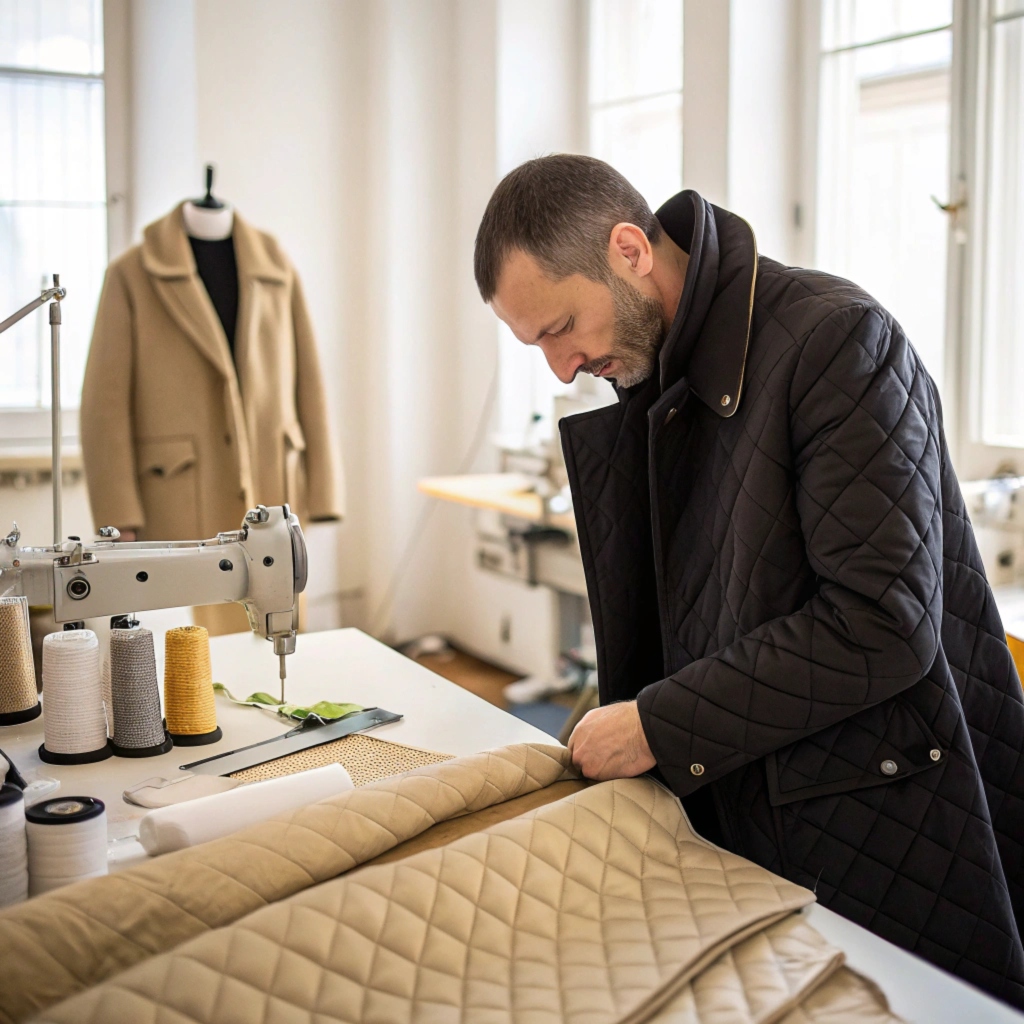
(683, 0, 800, 264)
(1, 0, 808, 679)
(191, 0, 367, 631)
(130, 0, 198, 239)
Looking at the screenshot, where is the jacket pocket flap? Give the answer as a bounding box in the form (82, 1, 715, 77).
(766, 696, 943, 806)
(284, 422, 306, 451)
(139, 438, 197, 478)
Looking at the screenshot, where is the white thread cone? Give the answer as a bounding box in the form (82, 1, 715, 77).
(42, 631, 108, 756)
(0, 785, 28, 907)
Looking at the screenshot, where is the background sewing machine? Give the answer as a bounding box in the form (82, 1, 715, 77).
(0, 278, 306, 696)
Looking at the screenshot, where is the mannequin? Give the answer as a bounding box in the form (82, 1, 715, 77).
(184, 166, 239, 354)
(82, 167, 344, 640)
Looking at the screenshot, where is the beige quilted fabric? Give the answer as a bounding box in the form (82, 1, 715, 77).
(650, 915, 841, 1023)
(0, 744, 578, 1024)
(35, 778, 816, 1023)
(778, 968, 904, 1024)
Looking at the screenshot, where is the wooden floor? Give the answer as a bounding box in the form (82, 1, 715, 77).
(410, 646, 578, 713)
(412, 648, 519, 709)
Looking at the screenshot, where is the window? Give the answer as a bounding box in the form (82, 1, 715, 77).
(807, 0, 1024, 477)
(587, 0, 684, 210)
(496, 1, 684, 449)
(978, 0, 1024, 448)
(813, 0, 953, 397)
(0, 0, 107, 413)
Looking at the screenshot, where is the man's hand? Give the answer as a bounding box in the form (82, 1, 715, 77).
(566, 700, 656, 780)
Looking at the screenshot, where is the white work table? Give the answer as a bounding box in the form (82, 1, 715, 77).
(1, 626, 1021, 1022)
(0, 627, 551, 865)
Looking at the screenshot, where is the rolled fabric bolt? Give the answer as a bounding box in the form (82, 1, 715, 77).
(164, 626, 222, 746)
(138, 763, 354, 855)
(39, 631, 111, 765)
(0, 784, 28, 907)
(109, 628, 171, 757)
(26, 796, 107, 896)
(0, 596, 41, 726)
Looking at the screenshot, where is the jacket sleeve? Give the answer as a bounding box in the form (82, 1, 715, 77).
(292, 271, 344, 522)
(80, 262, 146, 531)
(637, 303, 943, 796)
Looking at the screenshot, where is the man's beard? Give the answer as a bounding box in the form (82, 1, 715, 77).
(580, 276, 666, 388)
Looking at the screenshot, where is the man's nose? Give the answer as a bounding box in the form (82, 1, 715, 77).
(543, 343, 586, 384)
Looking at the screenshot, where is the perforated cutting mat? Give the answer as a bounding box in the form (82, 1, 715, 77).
(228, 733, 454, 787)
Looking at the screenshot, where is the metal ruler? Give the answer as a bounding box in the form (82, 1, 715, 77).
(180, 708, 402, 776)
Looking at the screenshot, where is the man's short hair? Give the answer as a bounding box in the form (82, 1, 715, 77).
(474, 154, 662, 301)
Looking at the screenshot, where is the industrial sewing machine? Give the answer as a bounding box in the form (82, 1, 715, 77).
(0, 278, 305, 696)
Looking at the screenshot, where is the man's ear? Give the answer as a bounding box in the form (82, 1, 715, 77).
(608, 222, 654, 279)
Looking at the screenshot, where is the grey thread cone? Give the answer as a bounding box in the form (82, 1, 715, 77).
(110, 629, 165, 749)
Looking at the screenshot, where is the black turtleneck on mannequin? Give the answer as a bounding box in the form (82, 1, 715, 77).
(189, 236, 239, 357)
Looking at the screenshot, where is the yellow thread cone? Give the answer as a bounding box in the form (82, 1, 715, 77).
(164, 626, 219, 740)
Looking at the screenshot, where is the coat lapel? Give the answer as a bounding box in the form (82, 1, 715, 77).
(654, 192, 757, 418)
(140, 204, 234, 380)
(230, 213, 290, 499)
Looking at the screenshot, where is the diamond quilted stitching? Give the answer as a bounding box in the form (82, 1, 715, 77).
(36, 779, 814, 1024)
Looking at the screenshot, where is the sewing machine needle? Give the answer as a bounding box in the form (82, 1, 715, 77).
(279, 653, 286, 703)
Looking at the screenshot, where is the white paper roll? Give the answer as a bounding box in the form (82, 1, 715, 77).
(138, 764, 355, 855)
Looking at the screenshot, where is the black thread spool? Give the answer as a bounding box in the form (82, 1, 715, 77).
(109, 628, 172, 757)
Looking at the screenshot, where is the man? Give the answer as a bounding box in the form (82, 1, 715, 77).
(474, 154, 1024, 1008)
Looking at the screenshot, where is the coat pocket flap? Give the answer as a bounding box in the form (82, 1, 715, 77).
(283, 422, 306, 451)
(139, 438, 197, 478)
(766, 696, 943, 806)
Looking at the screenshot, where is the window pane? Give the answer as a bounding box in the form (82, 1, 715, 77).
(816, 31, 951, 395)
(0, 75, 106, 202)
(589, 0, 682, 105)
(980, 17, 1024, 445)
(994, 1, 1024, 18)
(822, 0, 952, 51)
(0, 205, 106, 407)
(0, 0, 103, 74)
(590, 92, 683, 210)
(0, 1, 106, 410)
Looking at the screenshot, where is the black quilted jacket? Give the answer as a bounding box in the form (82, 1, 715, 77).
(561, 190, 1024, 1007)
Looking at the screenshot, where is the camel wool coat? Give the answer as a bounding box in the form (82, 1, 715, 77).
(81, 205, 343, 544)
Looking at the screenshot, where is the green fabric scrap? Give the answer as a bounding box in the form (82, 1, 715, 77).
(213, 682, 363, 722)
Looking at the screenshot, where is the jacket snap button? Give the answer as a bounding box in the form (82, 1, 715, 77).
(880, 759, 898, 776)
(720, 394, 731, 407)
(690, 763, 704, 776)
(929, 749, 942, 761)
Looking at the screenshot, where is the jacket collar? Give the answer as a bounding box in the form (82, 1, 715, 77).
(652, 190, 757, 418)
(140, 203, 288, 284)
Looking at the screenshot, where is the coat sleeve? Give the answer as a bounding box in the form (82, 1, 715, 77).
(636, 303, 943, 796)
(80, 262, 146, 531)
(292, 271, 344, 522)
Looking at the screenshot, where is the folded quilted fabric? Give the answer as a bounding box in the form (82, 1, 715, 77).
(34, 777, 816, 1023)
(0, 743, 579, 1024)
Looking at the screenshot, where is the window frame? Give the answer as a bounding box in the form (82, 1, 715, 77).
(583, 0, 685, 210)
(798, 0, 1024, 483)
(948, 0, 1024, 478)
(0, 0, 128, 443)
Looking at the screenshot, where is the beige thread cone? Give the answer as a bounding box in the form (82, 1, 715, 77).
(163, 626, 219, 742)
(0, 597, 40, 725)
